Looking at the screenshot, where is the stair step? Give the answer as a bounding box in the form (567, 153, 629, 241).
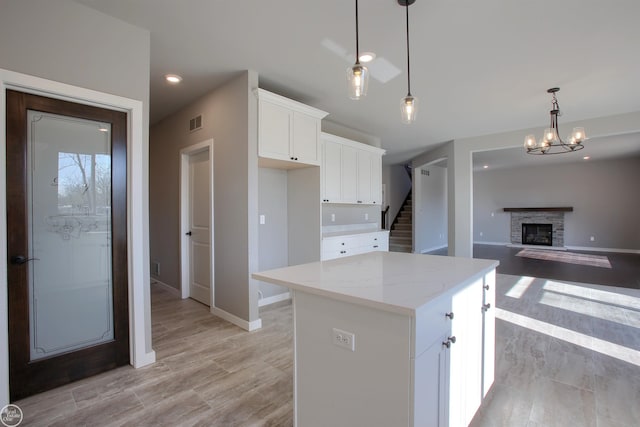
(390, 230, 411, 238)
(390, 237, 412, 244)
(393, 223, 411, 231)
(389, 244, 412, 253)
(397, 217, 411, 224)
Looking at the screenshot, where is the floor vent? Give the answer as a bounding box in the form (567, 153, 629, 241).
(189, 114, 202, 132)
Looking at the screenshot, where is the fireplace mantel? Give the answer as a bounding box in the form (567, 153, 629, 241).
(503, 207, 573, 212)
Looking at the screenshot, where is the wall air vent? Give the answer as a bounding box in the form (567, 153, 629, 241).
(189, 114, 203, 132)
(421, 169, 430, 176)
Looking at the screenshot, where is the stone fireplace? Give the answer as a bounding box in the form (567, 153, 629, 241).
(504, 207, 572, 248)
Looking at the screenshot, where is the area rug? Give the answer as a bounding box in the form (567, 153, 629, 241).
(516, 248, 612, 268)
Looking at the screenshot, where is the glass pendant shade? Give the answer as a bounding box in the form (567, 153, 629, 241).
(401, 95, 418, 124)
(543, 128, 557, 143)
(572, 127, 586, 142)
(347, 63, 369, 100)
(524, 134, 537, 150)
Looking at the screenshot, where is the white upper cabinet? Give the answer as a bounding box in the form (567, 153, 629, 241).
(258, 89, 328, 168)
(321, 132, 385, 204)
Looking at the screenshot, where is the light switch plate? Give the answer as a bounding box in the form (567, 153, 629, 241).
(259, 214, 265, 225)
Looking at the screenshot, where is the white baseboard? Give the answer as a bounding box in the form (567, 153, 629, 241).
(565, 246, 640, 254)
(258, 292, 291, 307)
(211, 306, 262, 331)
(474, 241, 510, 246)
(150, 279, 181, 297)
(419, 244, 448, 254)
(132, 350, 156, 368)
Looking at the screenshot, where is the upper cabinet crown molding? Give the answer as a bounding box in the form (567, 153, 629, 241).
(320, 132, 386, 156)
(258, 89, 329, 169)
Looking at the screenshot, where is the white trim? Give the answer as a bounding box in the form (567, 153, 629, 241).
(179, 139, 215, 304)
(473, 241, 510, 246)
(259, 292, 291, 307)
(212, 306, 263, 331)
(151, 279, 181, 297)
(257, 88, 328, 119)
(565, 246, 640, 254)
(0, 69, 153, 406)
(419, 244, 448, 254)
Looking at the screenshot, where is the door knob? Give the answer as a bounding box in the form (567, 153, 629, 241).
(10, 255, 38, 265)
(482, 303, 491, 312)
(185, 231, 192, 236)
(484, 284, 490, 290)
(445, 312, 454, 320)
(443, 336, 457, 348)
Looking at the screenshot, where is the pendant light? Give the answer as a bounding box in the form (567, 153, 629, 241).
(347, 0, 369, 99)
(400, 0, 418, 123)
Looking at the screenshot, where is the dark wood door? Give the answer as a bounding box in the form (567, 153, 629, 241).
(6, 90, 129, 401)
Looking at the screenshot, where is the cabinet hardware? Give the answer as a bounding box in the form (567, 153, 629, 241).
(482, 303, 491, 312)
(445, 312, 454, 320)
(357, 200, 362, 203)
(484, 284, 490, 290)
(373, 245, 378, 248)
(443, 336, 457, 348)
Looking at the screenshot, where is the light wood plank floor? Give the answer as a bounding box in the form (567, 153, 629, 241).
(15, 274, 640, 426)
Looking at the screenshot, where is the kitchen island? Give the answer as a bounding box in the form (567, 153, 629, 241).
(252, 251, 499, 427)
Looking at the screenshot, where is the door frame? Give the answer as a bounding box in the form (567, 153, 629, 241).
(0, 69, 155, 406)
(179, 139, 215, 306)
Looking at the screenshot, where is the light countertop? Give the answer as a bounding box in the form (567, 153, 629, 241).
(322, 229, 389, 238)
(252, 251, 499, 316)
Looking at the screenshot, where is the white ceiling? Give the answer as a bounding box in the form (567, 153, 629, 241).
(75, 0, 640, 165)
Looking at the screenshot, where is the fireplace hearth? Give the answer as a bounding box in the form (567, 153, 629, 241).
(522, 223, 553, 246)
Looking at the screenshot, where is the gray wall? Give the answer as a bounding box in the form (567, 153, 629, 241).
(382, 164, 412, 228)
(150, 71, 260, 324)
(258, 168, 289, 299)
(0, 0, 152, 403)
(474, 156, 640, 250)
(321, 204, 380, 227)
(414, 165, 448, 253)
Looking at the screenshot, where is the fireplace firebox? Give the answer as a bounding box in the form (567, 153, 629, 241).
(522, 223, 553, 246)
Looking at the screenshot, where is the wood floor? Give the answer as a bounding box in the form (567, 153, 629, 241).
(14, 264, 640, 426)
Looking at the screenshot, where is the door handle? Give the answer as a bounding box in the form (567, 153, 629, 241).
(10, 255, 38, 265)
(185, 231, 192, 236)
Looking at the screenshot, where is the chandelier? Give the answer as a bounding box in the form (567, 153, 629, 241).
(347, 0, 369, 100)
(524, 88, 587, 155)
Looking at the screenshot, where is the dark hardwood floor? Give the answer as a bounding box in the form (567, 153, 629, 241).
(427, 244, 640, 289)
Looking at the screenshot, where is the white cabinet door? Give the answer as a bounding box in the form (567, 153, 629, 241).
(322, 140, 342, 203)
(292, 111, 320, 165)
(371, 153, 382, 205)
(356, 150, 373, 204)
(482, 270, 496, 398)
(413, 334, 450, 427)
(259, 101, 291, 161)
(341, 145, 358, 203)
(449, 279, 484, 427)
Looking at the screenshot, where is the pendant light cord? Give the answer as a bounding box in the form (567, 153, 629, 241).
(355, 0, 360, 64)
(405, 1, 411, 96)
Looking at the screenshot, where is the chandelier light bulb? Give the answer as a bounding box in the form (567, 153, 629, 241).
(572, 127, 586, 142)
(524, 134, 537, 150)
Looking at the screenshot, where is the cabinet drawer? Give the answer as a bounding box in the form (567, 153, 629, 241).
(414, 293, 453, 358)
(322, 236, 358, 253)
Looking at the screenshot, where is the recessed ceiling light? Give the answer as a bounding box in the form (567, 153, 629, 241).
(583, 156, 590, 160)
(483, 165, 489, 169)
(359, 52, 376, 63)
(165, 74, 183, 84)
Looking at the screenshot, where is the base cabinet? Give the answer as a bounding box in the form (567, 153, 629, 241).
(321, 231, 389, 261)
(291, 269, 496, 426)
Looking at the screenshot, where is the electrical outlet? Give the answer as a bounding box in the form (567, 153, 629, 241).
(590, 236, 595, 242)
(331, 213, 336, 222)
(491, 212, 495, 217)
(480, 232, 483, 237)
(259, 214, 265, 225)
(332, 328, 355, 352)
(365, 213, 369, 221)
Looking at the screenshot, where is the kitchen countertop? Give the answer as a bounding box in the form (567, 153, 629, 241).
(321, 229, 389, 238)
(252, 251, 499, 316)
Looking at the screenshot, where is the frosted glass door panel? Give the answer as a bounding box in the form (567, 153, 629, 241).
(27, 111, 114, 361)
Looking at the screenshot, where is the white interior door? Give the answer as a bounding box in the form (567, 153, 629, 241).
(188, 149, 211, 305)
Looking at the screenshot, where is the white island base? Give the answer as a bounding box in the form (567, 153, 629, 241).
(253, 251, 499, 427)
